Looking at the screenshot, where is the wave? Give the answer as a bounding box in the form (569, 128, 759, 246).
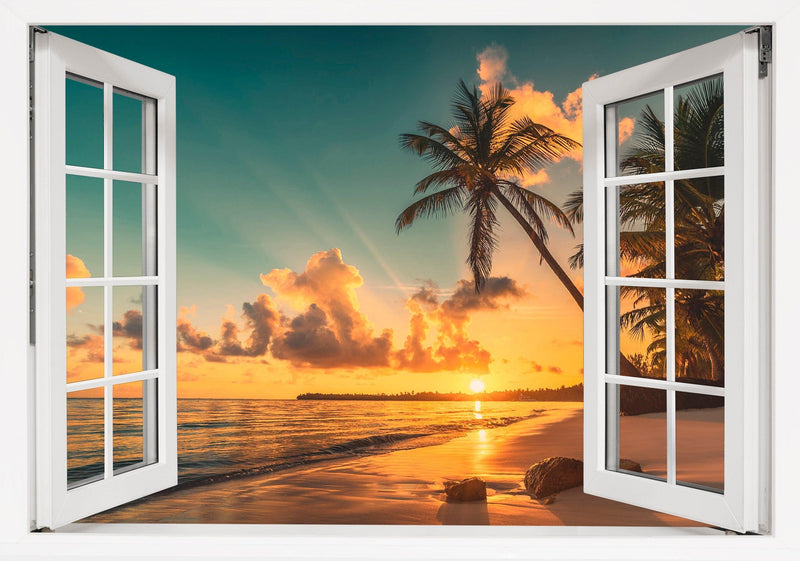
(317, 432, 431, 454)
(101, 410, 541, 511)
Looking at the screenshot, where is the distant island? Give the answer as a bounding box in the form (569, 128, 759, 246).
(296, 384, 583, 402)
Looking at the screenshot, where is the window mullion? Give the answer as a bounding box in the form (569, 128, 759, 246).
(664, 85, 677, 485)
(102, 82, 114, 481)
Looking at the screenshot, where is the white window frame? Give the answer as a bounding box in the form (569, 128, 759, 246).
(33, 31, 178, 528)
(582, 31, 768, 533)
(0, 1, 798, 560)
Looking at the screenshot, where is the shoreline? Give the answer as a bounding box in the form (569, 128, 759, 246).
(84, 404, 716, 525)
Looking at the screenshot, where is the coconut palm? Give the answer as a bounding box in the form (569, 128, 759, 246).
(565, 76, 725, 383)
(396, 80, 583, 305)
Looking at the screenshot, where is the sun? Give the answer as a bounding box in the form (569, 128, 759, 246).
(469, 378, 485, 393)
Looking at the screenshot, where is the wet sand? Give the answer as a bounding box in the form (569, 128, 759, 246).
(85, 404, 720, 525)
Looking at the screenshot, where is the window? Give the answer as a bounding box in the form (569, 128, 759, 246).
(0, 1, 798, 559)
(32, 30, 177, 527)
(581, 31, 771, 532)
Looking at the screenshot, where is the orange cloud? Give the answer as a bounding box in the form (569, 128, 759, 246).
(618, 117, 636, 145)
(476, 44, 592, 167)
(174, 250, 528, 376)
(262, 249, 393, 368)
(476, 43, 510, 83)
(66, 254, 90, 312)
(217, 294, 281, 358)
(395, 277, 526, 373)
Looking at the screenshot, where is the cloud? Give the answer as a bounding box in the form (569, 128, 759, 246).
(67, 333, 104, 363)
(66, 255, 90, 312)
(530, 361, 543, 373)
(548, 365, 563, 374)
(175, 251, 526, 376)
(177, 314, 215, 352)
(476, 44, 593, 165)
(113, 310, 143, 349)
(262, 249, 394, 368)
(217, 294, 281, 358)
(618, 117, 635, 145)
(395, 276, 526, 372)
(476, 43, 511, 83)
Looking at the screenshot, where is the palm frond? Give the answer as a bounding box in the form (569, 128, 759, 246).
(563, 189, 583, 225)
(395, 186, 464, 233)
(399, 133, 468, 170)
(500, 180, 575, 239)
(568, 243, 584, 270)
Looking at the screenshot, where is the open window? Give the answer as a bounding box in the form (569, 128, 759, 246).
(28, 25, 771, 534)
(582, 29, 771, 533)
(33, 30, 177, 528)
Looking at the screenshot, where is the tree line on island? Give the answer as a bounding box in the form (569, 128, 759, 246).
(297, 384, 584, 402)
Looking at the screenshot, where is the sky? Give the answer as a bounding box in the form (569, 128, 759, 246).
(55, 25, 744, 399)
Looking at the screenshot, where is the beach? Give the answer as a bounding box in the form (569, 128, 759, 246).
(85, 404, 721, 525)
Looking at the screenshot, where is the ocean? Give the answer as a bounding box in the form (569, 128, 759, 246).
(67, 398, 559, 488)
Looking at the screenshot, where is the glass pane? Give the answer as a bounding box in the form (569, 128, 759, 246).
(675, 177, 724, 281)
(114, 380, 158, 474)
(607, 384, 667, 480)
(113, 285, 145, 375)
(66, 286, 104, 383)
(114, 181, 144, 277)
(113, 90, 143, 173)
(606, 90, 665, 177)
(609, 182, 665, 278)
(674, 75, 724, 170)
(66, 75, 103, 169)
(607, 286, 666, 379)
(67, 388, 104, 488)
(66, 175, 104, 278)
(676, 394, 724, 492)
(675, 289, 725, 387)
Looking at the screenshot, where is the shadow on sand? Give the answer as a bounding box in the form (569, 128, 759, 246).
(435, 500, 490, 525)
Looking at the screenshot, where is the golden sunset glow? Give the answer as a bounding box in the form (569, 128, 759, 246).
(470, 379, 485, 393)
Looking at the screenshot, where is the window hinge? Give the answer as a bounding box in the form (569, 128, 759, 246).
(753, 26, 772, 79)
(758, 26, 772, 78)
(29, 26, 46, 63)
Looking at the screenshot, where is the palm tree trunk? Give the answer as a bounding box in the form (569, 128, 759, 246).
(492, 188, 642, 377)
(492, 189, 584, 309)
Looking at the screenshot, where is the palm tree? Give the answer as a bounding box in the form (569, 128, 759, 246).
(396, 80, 583, 306)
(564, 76, 725, 383)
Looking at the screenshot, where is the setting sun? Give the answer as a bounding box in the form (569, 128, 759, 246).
(469, 379, 485, 393)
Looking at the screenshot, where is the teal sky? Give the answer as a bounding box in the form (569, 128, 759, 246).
(56, 25, 745, 396)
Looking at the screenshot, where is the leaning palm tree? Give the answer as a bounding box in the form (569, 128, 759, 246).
(396, 80, 583, 306)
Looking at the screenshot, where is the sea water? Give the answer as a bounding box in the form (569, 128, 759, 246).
(67, 399, 572, 487)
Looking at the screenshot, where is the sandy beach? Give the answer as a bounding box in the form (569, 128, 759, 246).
(85, 404, 720, 525)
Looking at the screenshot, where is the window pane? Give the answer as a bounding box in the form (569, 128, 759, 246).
(606, 90, 665, 177)
(113, 181, 154, 277)
(66, 75, 103, 169)
(113, 89, 143, 174)
(608, 182, 666, 278)
(113, 285, 147, 375)
(675, 177, 724, 281)
(67, 388, 104, 488)
(675, 289, 725, 387)
(66, 286, 104, 383)
(676, 394, 724, 492)
(66, 175, 104, 278)
(674, 75, 724, 170)
(607, 286, 666, 379)
(607, 384, 667, 481)
(114, 380, 158, 474)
